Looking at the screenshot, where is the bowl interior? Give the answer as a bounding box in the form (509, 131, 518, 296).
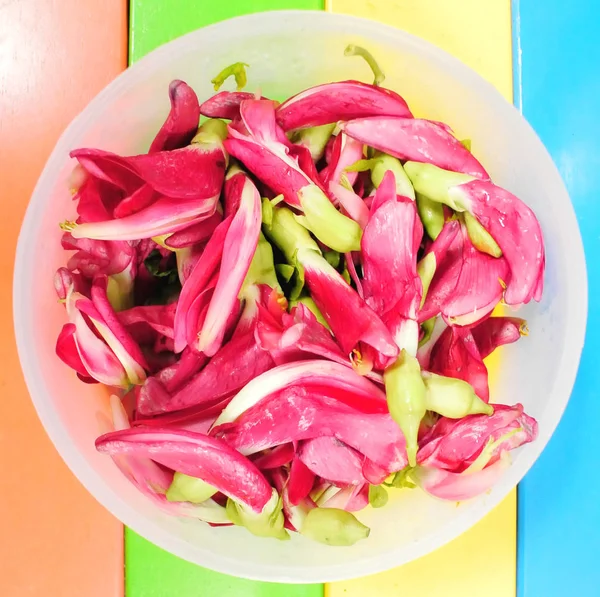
(13, 10, 586, 583)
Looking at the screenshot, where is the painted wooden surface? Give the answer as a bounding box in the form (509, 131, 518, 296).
(515, 1, 600, 595)
(0, 1, 127, 596)
(326, 2, 516, 594)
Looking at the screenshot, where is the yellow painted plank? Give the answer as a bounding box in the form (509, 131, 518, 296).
(325, 1, 515, 596)
(326, 0, 512, 101)
(327, 494, 516, 597)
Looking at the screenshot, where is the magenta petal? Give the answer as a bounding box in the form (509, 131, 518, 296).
(65, 293, 128, 387)
(72, 143, 225, 200)
(56, 323, 91, 378)
(128, 144, 225, 199)
(223, 100, 317, 207)
(174, 216, 232, 352)
(149, 80, 200, 153)
(298, 437, 367, 485)
(362, 181, 423, 321)
(164, 211, 222, 249)
(96, 428, 273, 512)
(74, 177, 121, 223)
(429, 326, 489, 401)
(340, 117, 489, 179)
(198, 176, 262, 356)
(107, 397, 174, 501)
(113, 184, 157, 219)
(419, 220, 464, 322)
(200, 91, 258, 121)
(223, 167, 246, 216)
(329, 183, 370, 229)
(118, 303, 176, 341)
(151, 331, 274, 416)
(91, 276, 149, 372)
(288, 457, 316, 506)
(256, 303, 354, 371)
(321, 133, 364, 187)
(71, 148, 144, 194)
(214, 386, 407, 472)
(299, 249, 398, 359)
(471, 317, 526, 359)
(136, 377, 172, 416)
(71, 195, 219, 241)
(162, 348, 208, 394)
(418, 404, 537, 472)
(441, 224, 509, 325)
(413, 454, 510, 501)
(321, 483, 369, 512)
(252, 444, 295, 470)
(55, 267, 89, 299)
(276, 81, 412, 131)
(452, 179, 545, 305)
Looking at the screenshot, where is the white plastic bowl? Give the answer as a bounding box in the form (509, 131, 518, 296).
(14, 10, 587, 583)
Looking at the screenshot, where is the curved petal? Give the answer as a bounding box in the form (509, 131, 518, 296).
(276, 81, 412, 131)
(340, 117, 489, 179)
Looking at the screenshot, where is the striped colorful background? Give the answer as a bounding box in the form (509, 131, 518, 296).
(1, 0, 597, 595)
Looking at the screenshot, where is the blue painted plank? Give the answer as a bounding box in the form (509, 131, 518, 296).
(515, 1, 600, 595)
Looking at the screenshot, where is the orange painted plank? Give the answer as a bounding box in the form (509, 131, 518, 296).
(0, 1, 127, 596)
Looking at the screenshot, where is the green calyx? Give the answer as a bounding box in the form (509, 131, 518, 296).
(227, 489, 289, 541)
(416, 252, 437, 308)
(462, 212, 502, 257)
(298, 185, 362, 253)
(422, 372, 494, 418)
(191, 118, 228, 146)
(371, 153, 415, 199)
(419, 317, 437, 348)
(262, 201, 320, 263)
(211, 61, 249, 92)
(403, 162, 474, 210)
(344, 44, 385, 86)
(384, 349, 427, 467)
(166, 472, 217, 504)
(243, 232, 280, 290)
(416, 193, 444, 240)
(291, 124, 336, 161)
(368, 484, 389, 508)
(301, 507, 370, 546)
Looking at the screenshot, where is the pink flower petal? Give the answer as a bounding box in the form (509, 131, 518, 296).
(55, 323, 92, 379)
(413, 452, 511, 501)
(174, 216, 232, 352)
(429, 326, 489, 401)
(288, 456, 316, 506)
(224, 100, 315, 208)
(149, 80, 200, 153)
(276, 81, 412, 131)
(299, 249, 398, 360)
(200, 91, 259, 121)
(298, 437, 367, 485)
(70, 195, 219, 241)
(471, 317, 526, 359)
(340, 117, 489, 179)
(113, 184, 158, 219)
(213, 385, 406, 471)
(96, 428, 273, 513)
(451, 179, 545, 305)
(164, 211, 222, 249)
(252, 444, 295, 470)
(417, 403, 537, 472)
(198, 176, 262, 356)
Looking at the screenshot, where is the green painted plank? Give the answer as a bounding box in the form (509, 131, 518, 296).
(130, 0, 324, 62)
(126, 1, 324, 596)
(126, 531, 321, 597)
